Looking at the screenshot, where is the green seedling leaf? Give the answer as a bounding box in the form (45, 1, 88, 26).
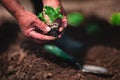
(38, 6, 63, 25)
(38, 13, 46, 22)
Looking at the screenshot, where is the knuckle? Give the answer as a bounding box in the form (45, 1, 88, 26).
(24, 31, 30, 38)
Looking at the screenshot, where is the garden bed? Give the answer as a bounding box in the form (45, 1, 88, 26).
(0, 16, 120, 80)
(0, 0, 120, 80)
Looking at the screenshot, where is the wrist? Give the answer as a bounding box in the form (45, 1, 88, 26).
(14, 8, 25, 19)
(42, 0, 61, 8)
(1, 0, 25, 17)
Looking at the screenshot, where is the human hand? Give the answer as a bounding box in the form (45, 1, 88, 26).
(42, 0, 67, 38)
(40, 6, 67, 38)
(15, 10, 56, 42)
(57, 7, 67, 38)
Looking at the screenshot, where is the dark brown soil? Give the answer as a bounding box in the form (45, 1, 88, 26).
(0, 16, 120, 80)
(0, 0, 120, 80)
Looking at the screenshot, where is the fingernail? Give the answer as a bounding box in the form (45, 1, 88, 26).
(58, 35, 62, 38)
(59, 28, 63, 32)
(46, 27, 51, 32)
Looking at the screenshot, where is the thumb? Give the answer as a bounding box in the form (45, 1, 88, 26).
(35, 19, 51, 33)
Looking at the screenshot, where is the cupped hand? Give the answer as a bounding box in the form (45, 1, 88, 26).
(42, 0, 68, 38)
(15, 10, 56, 42)
(58, 7, 67, 38)
(43, 7, 67, 38)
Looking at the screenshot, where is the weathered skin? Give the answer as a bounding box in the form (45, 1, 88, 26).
(1, 0, 67, 42)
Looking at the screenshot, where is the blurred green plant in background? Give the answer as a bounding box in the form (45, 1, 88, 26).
(85, 23, 100, 35)
(67, 12, 84, 27)
(109, 12, 120, 26)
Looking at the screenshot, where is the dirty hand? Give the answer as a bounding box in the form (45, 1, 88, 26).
(42, 0, 67, 38)
(41, 7, 67, 38)
(58, 7, 67, 38)
(15, 10, 55, 42)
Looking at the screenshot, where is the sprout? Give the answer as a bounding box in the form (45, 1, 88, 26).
(67, 12, 84, 27)
(38, 6, 64, 37)
(109, 12, 120, 26)
(38, 6, 63, 25)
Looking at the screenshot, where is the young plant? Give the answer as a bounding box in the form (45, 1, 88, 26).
(109, 12, 120, 26)
(38, 6, 64, 37)
(67, 12, 84, 27)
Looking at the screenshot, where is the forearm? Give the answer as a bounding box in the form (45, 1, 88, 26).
(1, 0, 24, 17)
(42, 0, 61, 8)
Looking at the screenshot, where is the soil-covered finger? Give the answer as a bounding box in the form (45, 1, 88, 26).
(29, 31, 56, 41)
(35, 19, 51, 33)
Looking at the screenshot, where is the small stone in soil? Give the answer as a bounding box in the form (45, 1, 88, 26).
(44, 72, 52, 79)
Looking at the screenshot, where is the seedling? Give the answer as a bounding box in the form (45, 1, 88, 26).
(85, 23, 100, 35)
(67, 12, 84, 27)
(38, 6, 64, 37)
(109, 12, 120, 26)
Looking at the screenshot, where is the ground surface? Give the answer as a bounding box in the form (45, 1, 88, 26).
(0, 19, 120, 80)
(0, 0, 120, 80)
